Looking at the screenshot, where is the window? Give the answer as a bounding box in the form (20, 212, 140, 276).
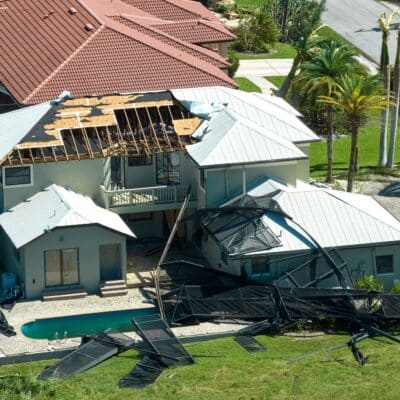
(251, 257, 270, 276)
(3, 166, 32, 187)
(156, 152, 180, 185)
(45, 249, 79, 287)
(376, 255, 394, 275)
(128, 155, 152, 167)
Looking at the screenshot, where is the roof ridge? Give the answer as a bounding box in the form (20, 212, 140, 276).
(103, 20, 234, 86)
(23, 25, 105, 104)
(223, 108, 306, 155)
(222, 88, 316, 139)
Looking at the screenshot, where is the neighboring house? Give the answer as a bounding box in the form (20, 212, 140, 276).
(0, 86, 319, 299)
(201, 178, 400, 291)
(0, 0, 236, 112)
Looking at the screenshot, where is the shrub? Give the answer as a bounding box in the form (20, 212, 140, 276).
(354, 275, 384, 292)
(391, 283, 400, 294)
(227, 50, 239, 77)
(232, 9, 280, 53)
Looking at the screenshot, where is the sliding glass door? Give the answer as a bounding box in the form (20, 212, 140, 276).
(45, 249, 79, 287)
(156, 152, 180, 185)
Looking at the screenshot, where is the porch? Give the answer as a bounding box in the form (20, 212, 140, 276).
(100, 184, 198, 212)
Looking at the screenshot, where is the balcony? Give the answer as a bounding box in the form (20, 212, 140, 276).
(100, 185, 197, 213)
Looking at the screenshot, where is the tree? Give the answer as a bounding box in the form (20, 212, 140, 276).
(276, 0, 326, 98)
(297, 41, 362, 182)
(233, 9, 280, 53)
(378, 11, 397, 166)
(387, 29, 400, 168)
(319, 75, 388, 192)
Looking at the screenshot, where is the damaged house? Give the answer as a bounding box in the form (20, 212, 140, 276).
(0, 86, 399, 299)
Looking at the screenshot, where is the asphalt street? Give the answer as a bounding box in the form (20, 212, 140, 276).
(322, 0, 400, 65)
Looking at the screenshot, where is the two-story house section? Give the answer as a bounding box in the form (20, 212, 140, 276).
(0, 87, 319, 299)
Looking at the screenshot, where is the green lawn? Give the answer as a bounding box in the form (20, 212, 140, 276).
(310, 112, 400, 180)
(2, 334, 400, 399)
(235, 42, 297, 59)
(317, 26, 362, 56)
(234, 77, 261, 92)
(236, 0, 266, 7)
(265, 75, 286, 89)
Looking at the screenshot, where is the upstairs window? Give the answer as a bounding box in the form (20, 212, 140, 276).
(3, 166, 32, 187)
(376, 255, 394, 275)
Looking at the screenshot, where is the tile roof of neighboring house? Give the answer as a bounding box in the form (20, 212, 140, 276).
(110, 15, 229, 68)
(172, 87, 320, 144)
(239, 179, 400, 256)
(120, 0, 220, 21)
(0, 185, 135, 249)
(186, 108, 307, 167)
(153, 20, 236, 44)
(0, 0, 235, 105)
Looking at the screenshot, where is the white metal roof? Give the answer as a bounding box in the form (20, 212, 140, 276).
(186, 108, 306, 167)
(0, 101, 53, 163)
(0, 185, 135, 249)
(243, 180, 400, 256)
(172, 86, 319, 144)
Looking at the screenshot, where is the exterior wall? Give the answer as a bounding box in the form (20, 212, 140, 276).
(123, 152, 198, 189)
(204, 162, 298, 207)
(201, 233, 400, 292)
(296, 143, 310, 181)
(22, 226, 127, 299)
(3, 159, 104, 211)
(203, 42, 229, 58)
(0, 228, 25, 287)
(123, 211, 164, 238)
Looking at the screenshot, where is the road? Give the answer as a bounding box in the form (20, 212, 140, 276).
(322, 0, 400, 65)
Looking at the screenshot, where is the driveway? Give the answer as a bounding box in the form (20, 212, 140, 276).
(322, 0, 400, 64)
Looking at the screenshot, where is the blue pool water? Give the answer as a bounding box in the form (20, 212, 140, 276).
(21, 307, 158, 340)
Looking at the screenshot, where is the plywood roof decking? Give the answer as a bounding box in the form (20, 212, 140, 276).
(3, 93, 200, 166)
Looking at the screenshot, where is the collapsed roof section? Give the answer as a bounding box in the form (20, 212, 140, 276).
(204, 178, 400, 259)
(1, 92, 202, 166)
(0, 0, 236, 105)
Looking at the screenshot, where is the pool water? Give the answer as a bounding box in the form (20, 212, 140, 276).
(21, 307, 158, 340)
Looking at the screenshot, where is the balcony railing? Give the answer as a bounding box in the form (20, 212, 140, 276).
(100, 185, 196, 209)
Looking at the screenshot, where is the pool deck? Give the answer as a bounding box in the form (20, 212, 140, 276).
(0, 288, 247, 359)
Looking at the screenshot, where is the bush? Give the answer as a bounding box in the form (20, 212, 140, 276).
(232, 9, 280, 53)
(354, 275, 384, 292)
(227, 50, 239, 77)
(391, 283, 400, 294)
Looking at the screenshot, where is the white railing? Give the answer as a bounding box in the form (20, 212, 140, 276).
(100, 185, 196, 209)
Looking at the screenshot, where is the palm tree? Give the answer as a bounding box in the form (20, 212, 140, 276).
(378, 11, 397, 166)
(319, 75, 388, 192)
(297, 41, 362, 182)
(387, 29, 400, 168)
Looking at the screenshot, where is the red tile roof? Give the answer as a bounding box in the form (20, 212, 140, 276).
(0, 0, 235, 105)
(153, 20, 236, 44)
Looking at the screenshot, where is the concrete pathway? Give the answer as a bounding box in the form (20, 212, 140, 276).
(236, 59, 293, 77)
(236, 59, 293, 94)
(322, 0, 400, 65)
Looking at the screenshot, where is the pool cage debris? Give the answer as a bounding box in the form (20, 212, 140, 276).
(38, 195, 400, 389)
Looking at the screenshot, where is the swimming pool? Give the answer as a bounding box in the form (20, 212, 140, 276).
(21, 307, 158, 340)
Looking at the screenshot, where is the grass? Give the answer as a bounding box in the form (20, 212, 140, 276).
(265, 76, 286, 89)
(234, 77, 261, 92)
(3, 334, 400, 399)
(236, 0, 266, 7)
(317, 26, 362, 57)
(235, 42, 297, 59)
(310, 111, 400, 180)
